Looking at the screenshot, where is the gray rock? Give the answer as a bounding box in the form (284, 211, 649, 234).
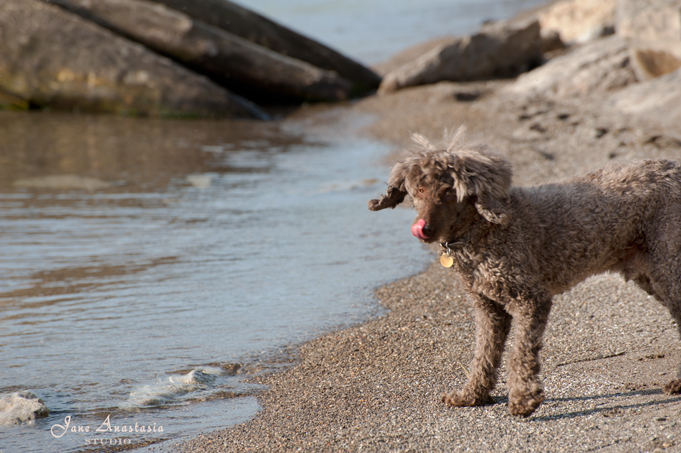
(0, 0, 263, 118)
(0, 391, 49, 425)
(504, 35, 637, 99)
(150, 0, 381, 93)
(46, 0, 352, 103)
(608, 67, 681, 133)
(617, 0, 681, 80)
(378, 17, 541, 94)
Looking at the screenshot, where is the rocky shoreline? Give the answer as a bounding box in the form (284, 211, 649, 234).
(0, 0, 380, 118)
(174, 0, 681, 451)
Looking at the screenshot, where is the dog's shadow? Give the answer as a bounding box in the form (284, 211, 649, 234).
(509, 389, 681, 421)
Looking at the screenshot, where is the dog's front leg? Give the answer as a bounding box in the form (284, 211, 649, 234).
(507, 299, 552, 417)
(442, 295, 511, 407)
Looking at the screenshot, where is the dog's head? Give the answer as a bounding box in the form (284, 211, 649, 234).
(368, 128, 512, 243)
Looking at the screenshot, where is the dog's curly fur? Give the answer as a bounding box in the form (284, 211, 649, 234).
(369, 128, 681, 417)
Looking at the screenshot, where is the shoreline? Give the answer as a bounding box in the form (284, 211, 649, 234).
(175, 4, 681, 452)
(173, 80, 681, 451)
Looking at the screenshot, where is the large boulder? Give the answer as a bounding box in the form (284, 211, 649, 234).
(378, 17, 542, 94)
(538, 0, 617, 44)
(47, 0, 352, 103)
(150, 0, 381, 93)
(0, 0, 263, 118)
(617, 0, 681, 80)
(617, 0, 681, 42)
(0, 391, 49, 425)
(607, 67, 681, 132)
(504, 35, 637, 99)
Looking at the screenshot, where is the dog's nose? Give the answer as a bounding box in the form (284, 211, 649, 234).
(422, 223, 434, 237)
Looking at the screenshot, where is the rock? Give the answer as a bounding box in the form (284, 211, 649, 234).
(538, 0, 617, 44)
(540, 30, 566, 55)
(0, 391, 50, 425)
(372, 37, 455, 77)
(629, 47, 681, 80)
(0, 87, 29, 111)
(378, 16, 541, 94)
(150, 0, 381, 93)
(46, 0, 352, 103)
(1, 0, 263, 118)
(504, 35, 637, 99)
(608, 67, 681, 133)
(617, 0, 681, 42)
(617, 0, 681, 80)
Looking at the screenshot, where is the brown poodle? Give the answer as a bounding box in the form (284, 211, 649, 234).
(368, 128, 681, 417)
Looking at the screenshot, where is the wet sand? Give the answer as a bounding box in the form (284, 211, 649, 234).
(174, 68, 681, 453)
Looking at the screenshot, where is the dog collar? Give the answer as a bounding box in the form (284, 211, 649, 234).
(439, 240, 466, 268)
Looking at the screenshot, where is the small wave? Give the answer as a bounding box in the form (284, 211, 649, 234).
(122, 367, 237, 409)
(0, 391, 50, 425)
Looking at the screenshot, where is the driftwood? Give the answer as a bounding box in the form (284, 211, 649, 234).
(152, 0, 381, 93)
(47, 0, 353, 103)
(0, 0, 263, 118)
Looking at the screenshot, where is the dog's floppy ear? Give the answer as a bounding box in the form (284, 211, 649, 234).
(368, 161, 410, 211)
(449, 148, 512, 225)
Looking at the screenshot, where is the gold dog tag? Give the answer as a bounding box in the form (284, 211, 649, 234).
(440, 254, 454, 268)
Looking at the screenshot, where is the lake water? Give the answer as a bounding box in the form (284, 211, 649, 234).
(0, 1, 547, 451)
(241, 0, 550, 64)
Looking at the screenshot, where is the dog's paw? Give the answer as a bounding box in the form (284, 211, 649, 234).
(663, 378, 681, 394)
(508, 390, 544, 417)
(441, 391, 495, 407)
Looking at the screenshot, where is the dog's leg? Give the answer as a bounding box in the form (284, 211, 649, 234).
(636, 262, 681, 394)
(506, 299, 552, 417)
(442, 295, 511, 407)
(663, 302, 681, 394)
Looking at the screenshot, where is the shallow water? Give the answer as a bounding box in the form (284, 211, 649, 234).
(0, 110, 431, 451)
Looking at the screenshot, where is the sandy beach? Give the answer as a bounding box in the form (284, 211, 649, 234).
(174, 9, 681, 453)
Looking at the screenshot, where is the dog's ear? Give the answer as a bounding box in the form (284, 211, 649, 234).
(449, 149, 512, 225)
(368, 184, 407, 211)
(368, 161, 410, 211)
(474, 193, 510, 225)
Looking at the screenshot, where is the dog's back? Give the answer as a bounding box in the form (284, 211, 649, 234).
(485, 159, 681, 296)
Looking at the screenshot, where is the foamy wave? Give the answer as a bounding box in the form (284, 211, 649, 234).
(123, 368, 225, 408)
(0, 391, 50, 425)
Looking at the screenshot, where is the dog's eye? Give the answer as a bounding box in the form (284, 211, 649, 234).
(418, 188, 425, 194)
(444, 189, 455, 200)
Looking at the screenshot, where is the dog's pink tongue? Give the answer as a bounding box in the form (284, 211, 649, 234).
(411, 219, 429, 239)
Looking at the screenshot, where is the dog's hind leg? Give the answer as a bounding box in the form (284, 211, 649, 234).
(637, 241, 681, 394)
(650, 287, 681, 394)
(442, 295, 511, 407)
(506, 298, 552, 417)
(663, 310, 681, 395)
(650, 276, 681, 395)
(642, 208, 681, 393)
